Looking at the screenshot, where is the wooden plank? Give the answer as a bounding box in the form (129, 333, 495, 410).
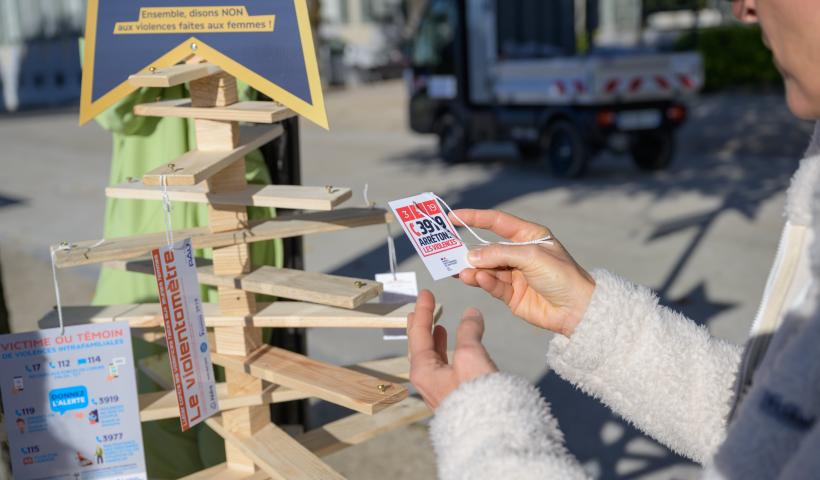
(296, 396, 431, 457)
(212, 345, 408, 415)
(129, 63, 222, 88)
(141, 125, 283, 186)
(131, 327, 165, 345)
(106, 181, 352, 211)
(39, 301, 437, 330)
(138, 353, 413, 420)
(180, 463, 269, 480)
(134, 98, 296, 124)
(198, 265, 382, 309)
(207, 416, 344, 480)
(52, 208, 390, 268)
(138, 383, 303, 422)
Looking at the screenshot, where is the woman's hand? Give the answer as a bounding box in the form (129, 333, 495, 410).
(451, 209, 595, 337)
(408, 290, 499, 410)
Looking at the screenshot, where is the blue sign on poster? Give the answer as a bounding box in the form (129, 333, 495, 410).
(80, 0, 327, 128)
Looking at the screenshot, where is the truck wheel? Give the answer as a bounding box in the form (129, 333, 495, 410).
(630, 130, 674, 171)
(540, 120, 588, 178)
(437, 114, 469, 164)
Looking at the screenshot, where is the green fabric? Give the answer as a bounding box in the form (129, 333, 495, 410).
(89, 74, 283, 478)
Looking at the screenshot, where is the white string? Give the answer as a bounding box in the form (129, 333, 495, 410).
(50, 242, 73, 335)
(415, 193, 554, 246)
(386, 223, 398, 280)
(161, 175, 174, 246)
(364, 184, 397, 279)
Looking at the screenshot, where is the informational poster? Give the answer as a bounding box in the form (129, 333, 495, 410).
(0, 322, 146, 480)
(388, 193, 470, 280)
(151, 238, 219, 431)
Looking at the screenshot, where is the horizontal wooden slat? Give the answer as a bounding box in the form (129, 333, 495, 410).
(142, 125, 283, 186)
(207, 416, 344, 480)
(198, 265, 382, 309)
(139, 383, 300, 422)
(296, 396, 431, 457)
(135, 98, 296, 123)
(52, 208, 390, 268)
(131, 327, 166, 345)
(106, 181, 352, 211)
(129, 63, 222, 88)
(212, 345, 407, 415)
(138, 354, 412, 422)
(179, 463, 269, 480)
(38, 300, 433, 330)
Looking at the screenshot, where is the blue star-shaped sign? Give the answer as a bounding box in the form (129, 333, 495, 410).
(80, 0, 327, 128)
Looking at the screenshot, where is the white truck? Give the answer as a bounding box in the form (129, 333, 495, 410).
(407, 0, 704, 177)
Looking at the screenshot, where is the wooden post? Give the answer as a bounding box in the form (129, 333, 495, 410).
(189, 72, 267, 473)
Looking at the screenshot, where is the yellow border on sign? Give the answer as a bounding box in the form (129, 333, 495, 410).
(80, 0, 328, 129)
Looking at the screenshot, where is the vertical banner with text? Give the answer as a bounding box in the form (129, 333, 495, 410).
(152, 238, 219, 431)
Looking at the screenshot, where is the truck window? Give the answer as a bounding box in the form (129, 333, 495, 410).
(497, 0, 576, 59)
(412, 0, 456, 74)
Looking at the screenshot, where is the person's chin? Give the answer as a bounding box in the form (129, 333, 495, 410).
(784, 81, 820, 121)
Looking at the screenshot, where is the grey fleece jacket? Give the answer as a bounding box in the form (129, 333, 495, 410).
(429, 125, 820, 479)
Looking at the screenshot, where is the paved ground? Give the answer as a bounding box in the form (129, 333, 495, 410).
(0, 81, 814, 479)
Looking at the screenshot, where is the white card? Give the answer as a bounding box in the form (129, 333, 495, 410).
(152, 238, 219, 431)
(388, 193, 470, 280)
(376, 272, 418, 340)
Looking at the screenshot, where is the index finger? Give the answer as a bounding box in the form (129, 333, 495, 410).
(449, 209, 550, 243)
(407, 290, 438, 360)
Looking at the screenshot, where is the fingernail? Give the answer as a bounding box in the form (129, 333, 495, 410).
(468, 249, 482, 264)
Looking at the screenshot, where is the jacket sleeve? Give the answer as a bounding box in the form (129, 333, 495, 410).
(547, 269, 743, 463)
(429, 373, 589, 480)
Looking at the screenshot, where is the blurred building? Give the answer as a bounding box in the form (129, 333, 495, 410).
(0, 0, 85, 112)
(320, 0, 422, 85)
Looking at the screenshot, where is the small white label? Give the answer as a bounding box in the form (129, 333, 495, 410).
(388, 193, 471, 280)
(152, 238, 219, 431)
(376, 272, 418, 340)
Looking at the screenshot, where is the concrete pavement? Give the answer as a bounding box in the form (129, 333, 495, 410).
(0, 81, 814, 479)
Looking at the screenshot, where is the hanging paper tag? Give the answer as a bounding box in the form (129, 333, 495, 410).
(151, 238, 219, 431)
(376, 272, 418, 340)
(0, 321, 147, 480)
(388, 192, 470, 280)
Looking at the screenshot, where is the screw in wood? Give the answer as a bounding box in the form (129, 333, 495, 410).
(354, 281, 367, 288)
(149, 66, 156, 73)
(377, 384, 391, 394)
(190, 42, 198, 51)
(324, 185, 334, 193)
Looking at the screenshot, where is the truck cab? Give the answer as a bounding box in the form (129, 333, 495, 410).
(407, 0, 703, 177)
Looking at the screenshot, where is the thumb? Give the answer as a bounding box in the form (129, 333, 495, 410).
(467, 244, 538, 271)
(455, 307, 485, 350)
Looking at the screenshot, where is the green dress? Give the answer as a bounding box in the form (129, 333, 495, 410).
(91, 83, 282, 478)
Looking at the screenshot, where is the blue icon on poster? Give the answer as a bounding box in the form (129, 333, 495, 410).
(48, 386, 89, 415)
